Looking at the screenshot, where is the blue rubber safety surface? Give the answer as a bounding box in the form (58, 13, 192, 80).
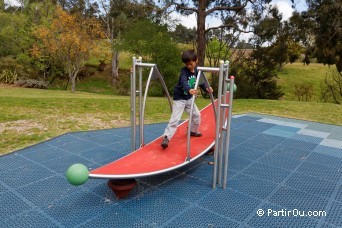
(1, 113, 341, 227)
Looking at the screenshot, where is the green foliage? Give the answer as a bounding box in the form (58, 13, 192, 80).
(119, 20, 182, 96)
(171, 24, 196, 44)
(293, 82, 314, 102)
(0, 12, 32, 57)
(252, 7, 303, 69)
(0, 69, 18, 84)
(231, 47, 284, 100)
(206, 37, 230, 64)
(116, 69, 131, 96)
(291, 1, 341, 72)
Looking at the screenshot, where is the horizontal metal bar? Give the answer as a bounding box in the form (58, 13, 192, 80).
(220, 104, 230, 108)
(197, 67, 220, 73)
(135, 63, 156, 67)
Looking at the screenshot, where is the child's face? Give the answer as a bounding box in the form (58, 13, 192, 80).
(185, 60, 197, 73)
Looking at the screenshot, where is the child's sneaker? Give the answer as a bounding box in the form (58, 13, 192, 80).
(190, 132, 202, 137)
(161, 136, 169, 148)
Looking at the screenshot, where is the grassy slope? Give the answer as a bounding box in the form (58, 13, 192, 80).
(277, 63, 336, 101)
(1, 86, 341, 155)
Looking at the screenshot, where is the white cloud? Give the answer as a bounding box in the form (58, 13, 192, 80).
(5, 0, 20, 6)
(205, 16, 222, 29)
(170, 12, 197, 29)
(170, 12, 223, 29)
(271, 0, 294, 21)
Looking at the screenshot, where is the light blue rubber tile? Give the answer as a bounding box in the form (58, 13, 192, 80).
(314, 145, 342, 158)
(263, 128, 297, 138)
(298, 128, 330, 139)
(290, 134, 323, 144)
(320, 138, 342, 149)
(305, 122, 337, 133)
(327, 126, 342, 141)
(257, 117, 307, 129)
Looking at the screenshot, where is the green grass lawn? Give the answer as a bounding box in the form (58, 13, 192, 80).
(277, 63, 337, 102)
(1, 86, 341, 155)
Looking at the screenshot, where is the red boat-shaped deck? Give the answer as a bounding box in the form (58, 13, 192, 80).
(89, 98, 226, 180)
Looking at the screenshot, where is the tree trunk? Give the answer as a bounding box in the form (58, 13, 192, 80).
(112, 50, 119, 86)
(70, 69, 79, 93)
(197, 0, 207, 67)
(70, 75, 76, 92)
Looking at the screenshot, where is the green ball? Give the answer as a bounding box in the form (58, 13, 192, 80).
(227, 83, 237, 92)
(66, 163, 89, 186)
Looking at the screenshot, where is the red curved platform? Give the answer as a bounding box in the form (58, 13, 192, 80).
(90, 97, 227, 179)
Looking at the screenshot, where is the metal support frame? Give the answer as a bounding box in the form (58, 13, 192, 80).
(131, 57, 172, 151)
(130, 57, 235, 189)
(210, 61, 235, 189)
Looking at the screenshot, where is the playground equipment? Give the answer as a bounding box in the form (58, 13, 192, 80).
(66, 57, 235, 198)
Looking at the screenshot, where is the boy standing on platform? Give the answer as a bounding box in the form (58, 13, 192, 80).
(161, 50, 213, 148)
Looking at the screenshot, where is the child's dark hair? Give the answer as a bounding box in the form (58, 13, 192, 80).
(181, 50, 197, 63)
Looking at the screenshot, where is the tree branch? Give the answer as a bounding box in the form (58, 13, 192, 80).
(205, 24, 253, 34)
(157, 2, 197, 14)
(205, 0, 252, 16)
(175, 4, 197, 13)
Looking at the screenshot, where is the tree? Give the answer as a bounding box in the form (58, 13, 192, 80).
(119, 19, 182, 96)
(0, 12, 29, 57)
(171, 24, 196, 44)
(307, 0, 341, 69)
(290, 0, 342, 103)
(32, 6, 103, 92)
(90, 0, 157, 86)
(228, 5, 287, 99)
(159, 0, 272, 66)
(231, 47, 284, 99)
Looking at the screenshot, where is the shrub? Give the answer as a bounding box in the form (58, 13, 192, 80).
(16, 79, 49, 89)
(0, 69, 18, 84)
(293, 82, 314, 102)
(320, 71, 342, 104)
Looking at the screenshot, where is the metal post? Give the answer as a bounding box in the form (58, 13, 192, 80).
(217, 61, 229, 185)
(212, 61, 225, 188)
(131, 57, 137, 152)
(138, 57, 143, 147)
(223, 75, 234, 188)
(186, 70, 202, 161)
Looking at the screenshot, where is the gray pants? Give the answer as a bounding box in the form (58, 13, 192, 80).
(163, 99, 201, 140)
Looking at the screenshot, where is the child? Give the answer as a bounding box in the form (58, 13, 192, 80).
(161, 50, 213, 148)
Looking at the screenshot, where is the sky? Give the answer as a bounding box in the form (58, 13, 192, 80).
(5, 0, 308, 30)
(172, 0, 308, 30)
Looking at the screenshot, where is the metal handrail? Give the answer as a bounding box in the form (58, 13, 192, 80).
(185, 71, 213, 161)
(141, 67, 173, 147)
(131, 57, 173, 151)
